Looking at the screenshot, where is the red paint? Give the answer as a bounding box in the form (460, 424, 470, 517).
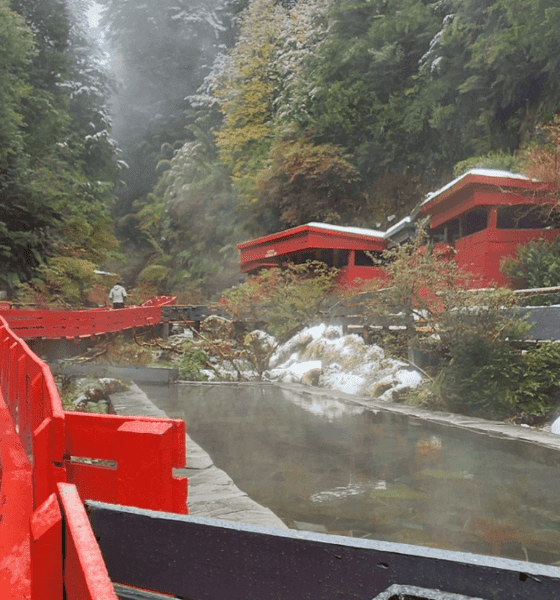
(238, 223, 387, 286)
(64, 412, 186, 468)
(30, 493, 63, 600)
(0, 307, 188, 597)
(116, 421, 176, 511)
(57, 483, 118, 600)
(421, 171, 555, 216)
(0, 389, 33, 599)
(238, 172, 560, 289)
(0, 296, 176, 340)
(421, 171, 560, 288)
(63, 417, 187, 513)
(338, 265, 390, 287)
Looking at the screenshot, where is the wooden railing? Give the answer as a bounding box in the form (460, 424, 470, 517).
(0, 296, 176, 339)
(0, 309, 187, 599)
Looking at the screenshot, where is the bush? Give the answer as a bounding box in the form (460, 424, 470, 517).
(438, 339, 560, 420)
(441, 338, 524, 417)
(501, 238, 560, 304)
(178, 348, 209, 380)
(220, 261, 339, 339)
(20, 257, 102, 307)
(509, 343, 560, 418)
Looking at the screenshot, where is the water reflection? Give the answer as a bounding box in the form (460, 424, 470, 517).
(142, 383, 560, 565)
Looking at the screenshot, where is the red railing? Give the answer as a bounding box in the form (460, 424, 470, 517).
(0, 296, 176, 339)
(0, 302, 187, 599)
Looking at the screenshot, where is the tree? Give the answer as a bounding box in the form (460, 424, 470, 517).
(210, 0, 339, 228)
(97, 0, 230, 215)
(362, 221, 523, 357)
(0, 0, 34, 162)
(255, 135, 364, 227)
(297, 0, 442, 191)
(130, 121, 243, 300)
(0, 0, 121, 298)
(211, 0, 286, 190)
(501, 237, 560, 300)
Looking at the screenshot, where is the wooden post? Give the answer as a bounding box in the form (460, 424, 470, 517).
(30, 493, 63, 600)
(488, 206, 498, 229)
(116, 421, 175, 512)
(57, 482, 118, 600)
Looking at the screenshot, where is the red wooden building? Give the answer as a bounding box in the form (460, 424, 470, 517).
(237, 222, 388, 286)
(421, 169, 559, 287)
(238, 169, 560, 288)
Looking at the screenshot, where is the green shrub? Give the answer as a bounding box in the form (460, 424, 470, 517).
(508, 343, 560, 417)
(441, 338, 524, 417)
(220, 261, 339, 339)
(438, 339, 560, 420)
(501, 238, 560, 304)
(178, 348, 209, 380)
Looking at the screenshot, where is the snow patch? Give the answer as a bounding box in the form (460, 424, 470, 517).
(265, 324, 423, 400)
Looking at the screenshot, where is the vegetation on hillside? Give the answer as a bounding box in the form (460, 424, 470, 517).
(119, 0, 560, 299)
(3, 0, 560, 304)
(0, 0, 122, 302)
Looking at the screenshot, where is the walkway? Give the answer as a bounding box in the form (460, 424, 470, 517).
(0, 296, 176, 339)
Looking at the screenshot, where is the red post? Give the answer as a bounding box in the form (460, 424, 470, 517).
(57, 482, 118, 600)
(116, 421, 177, 512)
(30, 493, 63, 600)
(33, 417, 54, 508)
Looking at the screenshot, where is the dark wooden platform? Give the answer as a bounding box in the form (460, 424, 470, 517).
(87, 501, 560, 600)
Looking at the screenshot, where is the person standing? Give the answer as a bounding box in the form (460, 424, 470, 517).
(109, 282, 127, 309)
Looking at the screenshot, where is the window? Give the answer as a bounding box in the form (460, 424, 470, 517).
(497, 205, 551, 229)
(355, 250, 383, 266)
(461, 207, 487, 237)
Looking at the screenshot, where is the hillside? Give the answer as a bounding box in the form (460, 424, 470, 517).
(2, 0, 560, 302)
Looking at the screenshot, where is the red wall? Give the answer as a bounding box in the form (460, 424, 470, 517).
(455, 228, 560, 287)
(337, 265, 389, 287)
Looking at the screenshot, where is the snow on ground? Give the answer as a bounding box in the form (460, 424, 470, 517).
(265, 324, 422, 400)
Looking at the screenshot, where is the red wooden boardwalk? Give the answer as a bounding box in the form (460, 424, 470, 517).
(0, 298, 187, 599)
(0, 296, 176, 340)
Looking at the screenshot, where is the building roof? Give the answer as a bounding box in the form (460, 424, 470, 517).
(237, 222, 387, 273)
(384, 216, 414, 239)
(421, 169, 538, 212)
(237, 222, 386, 250)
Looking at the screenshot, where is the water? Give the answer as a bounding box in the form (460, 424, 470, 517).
(142, 383, 560, 565)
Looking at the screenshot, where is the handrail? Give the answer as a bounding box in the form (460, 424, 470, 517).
(0, 305, 187, 599)
(0, 296, 176, 339)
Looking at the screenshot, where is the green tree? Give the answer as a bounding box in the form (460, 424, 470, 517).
(0, 0, 121, 298)
(501, 237, 560, 300)
(255, 135, 364, 227)
(131, 120, 243, 300)
(211, 0, 286, 192)
(0, 0, 34, 162)
(98, 0, 230, 215)
(298, 0, 441, 190)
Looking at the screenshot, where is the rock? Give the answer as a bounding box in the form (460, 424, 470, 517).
(301, 368, 321, 386)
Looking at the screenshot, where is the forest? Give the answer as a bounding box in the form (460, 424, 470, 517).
(2, 0, 560, 305)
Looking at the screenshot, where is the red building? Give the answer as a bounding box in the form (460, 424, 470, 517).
(421, 169, 559, 287)
(237, 222, 388, 286)
(237, 169, 560, 288)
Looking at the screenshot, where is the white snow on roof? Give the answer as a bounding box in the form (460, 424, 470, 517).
(384, 216, 414, 238)
(422, 168, 530, 206)
(307, 222, 386, 238)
